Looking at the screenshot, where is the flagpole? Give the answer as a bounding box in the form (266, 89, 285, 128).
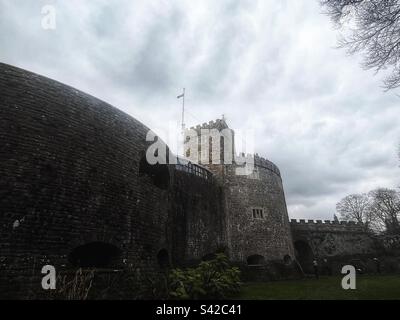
(177, 88, 186, 157)
(181, 88, 185, 135)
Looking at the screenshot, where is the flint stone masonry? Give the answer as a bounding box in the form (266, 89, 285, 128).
(378, 235, 400, 254)
(290, 219, 379, 273)
(0, 63, 225, 298)
(169, 169, 227, 265)
(223, 163, 294, 263)
(290, 219, 367, 232)
(185, 121, 295, 264)
(0, 63, 172, 297)
(290, 219, 376, 256)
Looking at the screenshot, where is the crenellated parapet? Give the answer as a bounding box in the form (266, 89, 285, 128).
(189, 118, 229, 132)
(290, 219, 367, 233)
(253, 154, 281, 177)
(290, 219, 364, 226)
(187, 120, 281, 177)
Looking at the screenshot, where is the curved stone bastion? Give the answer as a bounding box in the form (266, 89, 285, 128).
(0, 63, 226, 298)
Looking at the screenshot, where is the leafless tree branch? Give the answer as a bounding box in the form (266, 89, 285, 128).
(321, 0, 400, 90)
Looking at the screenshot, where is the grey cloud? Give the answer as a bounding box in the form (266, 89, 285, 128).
(0, 0, 399, 220)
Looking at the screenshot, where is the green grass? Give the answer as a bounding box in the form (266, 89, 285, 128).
(238, 275, 400, 300)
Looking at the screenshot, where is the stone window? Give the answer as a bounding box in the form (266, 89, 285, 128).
(252, 208, 264, 219)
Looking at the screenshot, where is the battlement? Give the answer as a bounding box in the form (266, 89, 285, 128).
(290, 219, 364, 226)
(253, 154, 281, 176)
(290, 219, 367, 232)
(186, 120, 281, 177)
(189, 118, 229, 131)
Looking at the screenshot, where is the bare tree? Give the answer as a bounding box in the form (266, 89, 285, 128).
(368, 188, 400, 234)
(336, 193, 371, 224)
(320, 0, 400, 90)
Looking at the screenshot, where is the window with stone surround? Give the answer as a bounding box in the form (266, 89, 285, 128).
(252, 208, 264, 219)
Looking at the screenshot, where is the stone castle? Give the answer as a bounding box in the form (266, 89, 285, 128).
(0, 63, 397, 298)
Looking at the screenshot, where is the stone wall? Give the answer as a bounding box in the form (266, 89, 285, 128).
(3, 62, 393, 299)
(290, 219, 378, 273)
(0, 63, 178, 297)
(224, 161, 295, 264)
(376, 234, 400, 255)
(184, 121, 295, 265)
(168, 166, 227, 266)
(0, 63, 229, 298)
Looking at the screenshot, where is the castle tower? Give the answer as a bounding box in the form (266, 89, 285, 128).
(185, 120, 295, 266)
(184, 118, 235, 179)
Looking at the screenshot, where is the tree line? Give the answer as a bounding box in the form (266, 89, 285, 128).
(336, 189, 400, 234)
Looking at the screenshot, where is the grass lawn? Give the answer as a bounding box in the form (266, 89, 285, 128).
(238, 275, 400, 300)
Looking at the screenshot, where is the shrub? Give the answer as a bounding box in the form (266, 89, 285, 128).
(167, 253, 241, 299)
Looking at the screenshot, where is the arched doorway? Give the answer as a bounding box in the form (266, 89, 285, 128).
(283, 254, 292, 265)
(247, 254, 265, 266)
(294, 240, 314, 273)
(202, 253, 217, 261)
(157, 249, 170, 269)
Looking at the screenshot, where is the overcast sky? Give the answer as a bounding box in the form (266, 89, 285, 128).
(1, 0, 399, 220)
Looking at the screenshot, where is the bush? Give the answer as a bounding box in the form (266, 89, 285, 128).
(167, 253, 241, 299)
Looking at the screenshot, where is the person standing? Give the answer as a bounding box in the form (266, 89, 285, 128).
(313, 259, 319, 279)
(322, 258, 330, 276)
(373, 258, 381, 274)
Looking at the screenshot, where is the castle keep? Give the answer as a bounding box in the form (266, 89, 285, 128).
(183, 120, 295, 265)
(0, 63, 387, 298)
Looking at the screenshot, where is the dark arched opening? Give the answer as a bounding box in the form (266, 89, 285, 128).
(157, 249, 170, 269)
(202, 253, 216, 261)
(294, 240, 313, 273)
(283, 254, 292, 265)
(68, 242, 121, 268)
(139, 155, 169, 190)
(247, 254, 265, 266)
